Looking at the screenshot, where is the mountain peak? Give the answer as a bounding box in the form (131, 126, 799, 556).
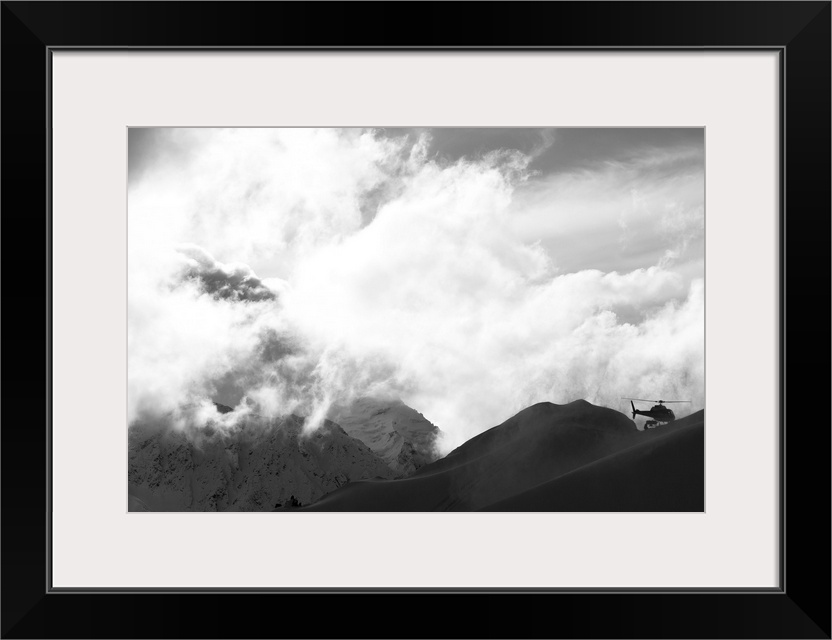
(327, 397, 442, 476)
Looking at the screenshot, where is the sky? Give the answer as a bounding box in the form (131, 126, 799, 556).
(128, 127, 704, 451)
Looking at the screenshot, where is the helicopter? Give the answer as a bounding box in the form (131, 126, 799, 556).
(622, 398, 691, 429)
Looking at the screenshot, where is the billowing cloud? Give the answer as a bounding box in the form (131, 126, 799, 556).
(508, 144, 705, 276)
(128, 128, 704, 451)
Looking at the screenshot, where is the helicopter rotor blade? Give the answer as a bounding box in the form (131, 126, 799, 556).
(621, 398, 692, 404)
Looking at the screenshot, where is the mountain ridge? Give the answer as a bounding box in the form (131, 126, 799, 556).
(128, 413, 396, 511)
(304, 401, 704, 511)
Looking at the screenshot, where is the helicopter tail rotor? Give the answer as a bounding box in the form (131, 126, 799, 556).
(631, 401, 636, 419)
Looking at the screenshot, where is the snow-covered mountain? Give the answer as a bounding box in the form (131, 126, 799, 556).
(128, 413, 396, 511)
(327, 397, 441, 476)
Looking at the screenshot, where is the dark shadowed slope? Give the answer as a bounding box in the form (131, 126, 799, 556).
(304, 400, 704, 511)
(480, 412, 704, 511)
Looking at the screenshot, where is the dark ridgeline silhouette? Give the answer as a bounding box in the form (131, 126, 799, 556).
(623, 398, 691, 429)
(301, 400, 704, 512)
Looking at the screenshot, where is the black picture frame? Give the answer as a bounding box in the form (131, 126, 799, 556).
(2, 2, 829, 638)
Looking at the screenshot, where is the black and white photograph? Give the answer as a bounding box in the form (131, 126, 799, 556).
(128, 127, 705, 512)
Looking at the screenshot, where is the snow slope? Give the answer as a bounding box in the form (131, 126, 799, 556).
(306, 401, 704, 512)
